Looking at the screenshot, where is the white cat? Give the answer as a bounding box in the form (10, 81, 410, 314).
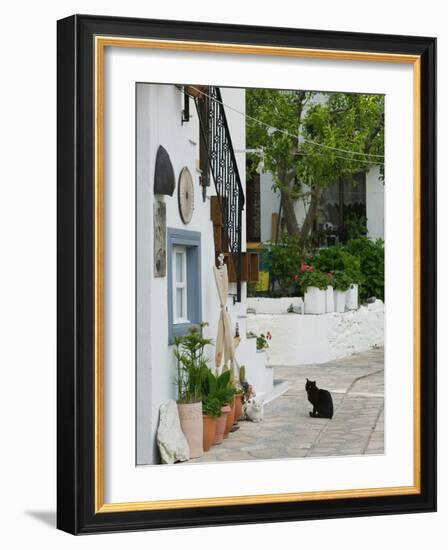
(244, 398, 264, 422)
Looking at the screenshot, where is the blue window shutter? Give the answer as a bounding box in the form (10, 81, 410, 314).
(167, 228, 202, 344)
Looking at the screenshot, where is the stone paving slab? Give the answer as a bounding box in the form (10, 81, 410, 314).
(189, 348, 384, 464)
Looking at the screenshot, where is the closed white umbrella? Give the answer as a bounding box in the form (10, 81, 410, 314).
(213, 262, 235, 376)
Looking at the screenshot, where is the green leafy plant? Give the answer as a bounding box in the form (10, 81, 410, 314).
(314, 246, 361, 284)
(202, 396, 221, 417)
(297, 270, 330, 293)
(346, 237, 384, 301)
(262, 233, 305, 295)
(344, 213, 368, 241)
(238, 365, 247, 389)
(202, 369, 235, 408)
(247, 282, 257, 297)
(332, 270, 352, 292)
(174, 323, 212, 404)
(256, 332, 272, 351)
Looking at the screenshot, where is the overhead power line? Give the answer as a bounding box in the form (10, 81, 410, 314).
(181, 85, 384, 166)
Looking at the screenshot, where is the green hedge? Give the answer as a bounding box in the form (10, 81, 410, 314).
(261, 236, 384, 302)
(346, 238, 385, 302)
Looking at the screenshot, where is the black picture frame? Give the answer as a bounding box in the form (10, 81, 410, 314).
(57, 14, 436, 535)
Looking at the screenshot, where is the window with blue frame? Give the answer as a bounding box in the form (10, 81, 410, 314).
(167, 228, 202, 344)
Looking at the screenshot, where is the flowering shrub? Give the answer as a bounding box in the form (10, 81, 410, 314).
(262, 234, 305, 295)
(291, 262, 332, 293)
(260, 234, 383, 302)
(256, 331, 272, 351)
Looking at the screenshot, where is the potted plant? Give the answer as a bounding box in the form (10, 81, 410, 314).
(233, 365, 246, 422)
(174, 324, 212, 459)
(224, 392, 236, 438)
(297, 266, 329, 314)
(332, 270, 351, 312)
(315, 247, 361, 311)
(344, 256, 361, 311)
(202, 369, 235, 445)
(201, 396, 220, 452)
(256, 332, 271, 352)
(325, 272, 335, 313)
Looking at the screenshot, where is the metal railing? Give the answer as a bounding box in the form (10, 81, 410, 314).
(195, 86, 245, 302)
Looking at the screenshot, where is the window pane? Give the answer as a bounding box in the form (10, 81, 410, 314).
(175, 252, 184, 283)
(176, 288, 184, 319)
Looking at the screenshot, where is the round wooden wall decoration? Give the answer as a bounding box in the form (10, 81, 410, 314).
(178, 167, 195, 224)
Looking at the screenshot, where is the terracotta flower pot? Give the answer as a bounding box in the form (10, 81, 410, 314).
(214, 405, 230, 445)
(234, 394, 243, 422)
(224, 398, 235, 439)
(177, 401, 203, 458)
(202, 415, 217, 452)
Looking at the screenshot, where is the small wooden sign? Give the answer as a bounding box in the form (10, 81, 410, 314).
(154, 200, 166, 277)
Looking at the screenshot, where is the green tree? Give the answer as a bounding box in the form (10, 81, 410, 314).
(246, 90, 384, 247)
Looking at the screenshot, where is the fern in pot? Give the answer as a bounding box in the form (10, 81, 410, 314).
(174, 324, 212, 458)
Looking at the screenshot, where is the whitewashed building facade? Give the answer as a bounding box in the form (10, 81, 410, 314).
(136, 84, 269, 465)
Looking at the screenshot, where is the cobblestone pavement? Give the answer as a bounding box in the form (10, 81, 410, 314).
(190, 347, 384, 463)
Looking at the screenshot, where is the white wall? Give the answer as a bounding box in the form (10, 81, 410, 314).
(366, 165, 385, 239)
(246, 301, 384, 365)
(260, 166, 384, 243)
(1, 2, 445, 549)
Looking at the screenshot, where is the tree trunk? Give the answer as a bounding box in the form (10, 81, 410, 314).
(280, 188, 300, 237)
(299, 187, 322, 246)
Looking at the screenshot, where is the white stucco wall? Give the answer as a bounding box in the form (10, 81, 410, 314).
(235, 338, 274, 399)
(247, 296, 304, 315)
(137, 84, 248, 464)
(260, 172, 280, 242)
(259, 165, 384, 243)
(259, 172, 309, 242)
(366, 165, 385, 239)
(246, 300, 384, 366)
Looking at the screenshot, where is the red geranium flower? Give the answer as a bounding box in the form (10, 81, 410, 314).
(300, 263, 307, 273)
(308, 265, 313, 272)
(293, 274, 300, 281)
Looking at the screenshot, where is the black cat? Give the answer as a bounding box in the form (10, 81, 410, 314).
(305, 379, 334, 419)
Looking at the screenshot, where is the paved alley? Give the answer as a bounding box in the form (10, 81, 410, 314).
(190, 347, 384, 463)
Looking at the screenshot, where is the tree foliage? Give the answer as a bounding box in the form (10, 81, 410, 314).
(246, 90, 384, 246)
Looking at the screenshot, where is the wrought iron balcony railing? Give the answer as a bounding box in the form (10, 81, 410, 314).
(194, 86, 245, 302)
